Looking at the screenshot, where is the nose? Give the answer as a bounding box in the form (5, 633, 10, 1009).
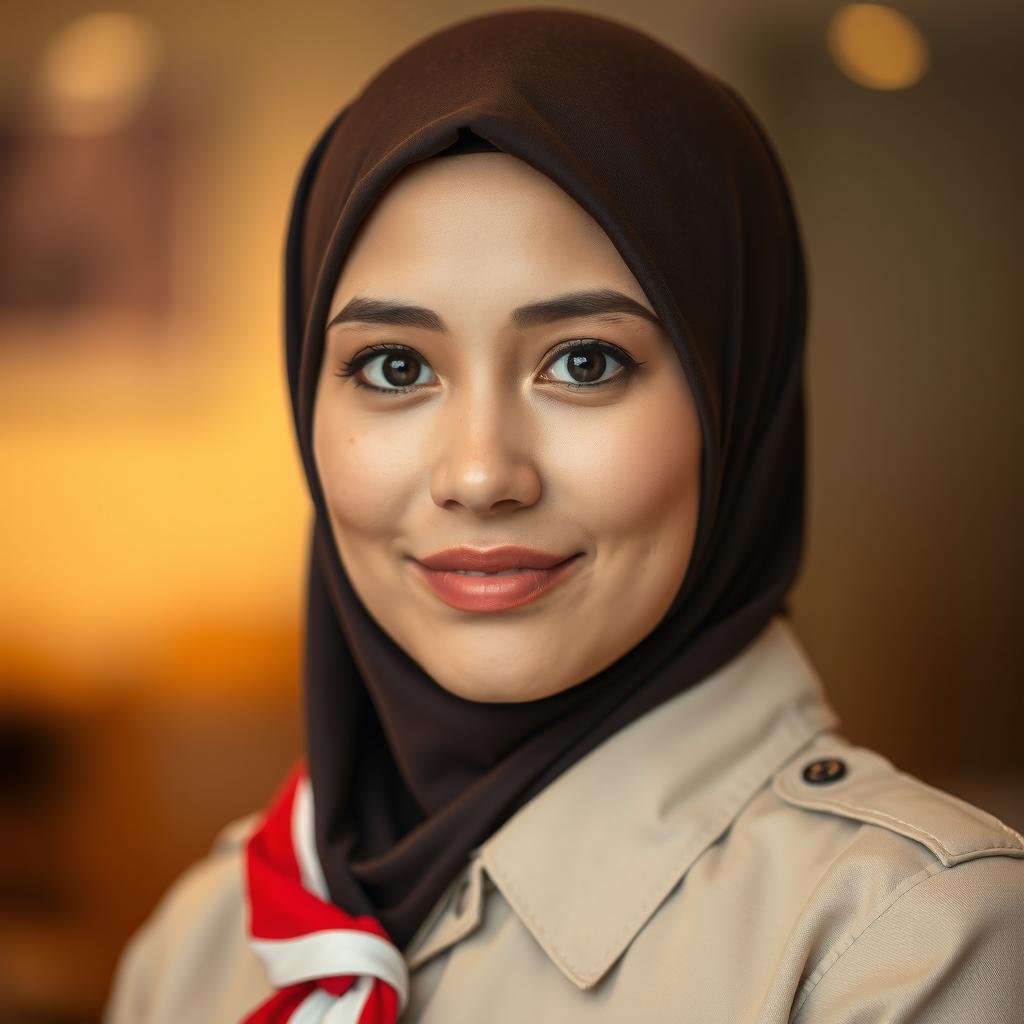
(429, 388, 542, 516)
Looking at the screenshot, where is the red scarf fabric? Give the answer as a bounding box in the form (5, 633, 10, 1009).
(242, 765, 408, 1022)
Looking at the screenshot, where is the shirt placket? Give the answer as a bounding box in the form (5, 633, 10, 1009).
(406, 852, 488, 970)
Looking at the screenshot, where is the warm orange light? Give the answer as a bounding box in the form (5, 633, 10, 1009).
(37, 11, 165, 135)
(827, 4, 929, 91)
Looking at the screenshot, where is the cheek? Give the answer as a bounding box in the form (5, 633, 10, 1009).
(313, 402, 425, 538)
(544, 386, 701, 543)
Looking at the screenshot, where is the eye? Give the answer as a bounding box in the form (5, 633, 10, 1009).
(541, 340, 638, 388)
(335, 344, 437, 394)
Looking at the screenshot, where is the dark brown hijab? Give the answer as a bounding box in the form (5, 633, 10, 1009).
(283, 9, 807, 950)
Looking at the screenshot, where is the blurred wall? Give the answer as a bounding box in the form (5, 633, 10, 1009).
(754, 6, 1024, 797)
(0, 2, 1020, 1021)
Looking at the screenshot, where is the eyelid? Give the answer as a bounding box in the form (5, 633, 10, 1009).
(337, 342, 412, 376)
(543, 337, 635, 366)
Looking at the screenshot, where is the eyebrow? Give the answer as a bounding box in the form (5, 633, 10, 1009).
(325, 288, 663, 332)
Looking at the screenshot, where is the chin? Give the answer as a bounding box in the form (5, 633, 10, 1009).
(423, 653, 575, 704)
(432, 671, 547, 704)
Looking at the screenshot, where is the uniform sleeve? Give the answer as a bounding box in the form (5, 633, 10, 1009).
(792, 855, 1024, 1024)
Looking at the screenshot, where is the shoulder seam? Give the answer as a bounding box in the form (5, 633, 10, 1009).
(791, 854, 1024, 1018)
(791, 861, 946, 1017)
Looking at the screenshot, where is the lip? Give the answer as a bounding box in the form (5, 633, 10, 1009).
(410, 546, 584, 612)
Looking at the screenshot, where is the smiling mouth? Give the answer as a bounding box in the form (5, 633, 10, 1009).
(409, 553, 584, 612)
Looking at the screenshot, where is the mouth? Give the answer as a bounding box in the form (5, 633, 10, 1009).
(409, 546, 584, 612)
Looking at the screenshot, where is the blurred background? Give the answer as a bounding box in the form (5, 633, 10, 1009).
(0, 1, 1020, 1020)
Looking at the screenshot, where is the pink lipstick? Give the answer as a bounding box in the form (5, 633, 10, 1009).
(410, 545, 583, 612)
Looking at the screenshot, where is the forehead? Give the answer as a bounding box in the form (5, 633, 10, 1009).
(329, 152, 648, 315)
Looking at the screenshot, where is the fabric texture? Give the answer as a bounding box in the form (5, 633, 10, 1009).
(278, 6, 810, 969)
(103, 619, 1024, 1023)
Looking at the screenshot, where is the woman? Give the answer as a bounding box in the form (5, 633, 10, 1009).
(105, 10, 1024, 1023)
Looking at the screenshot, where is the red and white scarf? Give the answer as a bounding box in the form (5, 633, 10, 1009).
(242, 764, 408, 1023)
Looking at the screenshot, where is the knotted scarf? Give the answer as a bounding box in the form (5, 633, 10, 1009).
(244, 765, 407, 1023)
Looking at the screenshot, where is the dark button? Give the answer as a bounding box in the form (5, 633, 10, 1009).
(802, 758, 847, 784)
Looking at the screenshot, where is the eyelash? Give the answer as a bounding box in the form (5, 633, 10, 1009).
(333, 340, 642, 396)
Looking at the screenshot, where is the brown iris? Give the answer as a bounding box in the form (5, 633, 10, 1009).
(566, 346, 607, 384)
(381, 353, 422, 387)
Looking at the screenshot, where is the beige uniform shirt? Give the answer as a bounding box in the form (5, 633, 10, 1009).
(105, 618, 1024, 1022)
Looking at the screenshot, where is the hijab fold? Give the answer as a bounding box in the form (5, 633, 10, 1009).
(282, 9, 807, 950)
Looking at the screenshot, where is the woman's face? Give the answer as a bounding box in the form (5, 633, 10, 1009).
(313, 152, 701, 703)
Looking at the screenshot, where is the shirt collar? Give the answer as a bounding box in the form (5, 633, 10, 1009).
(472, 616, 841, 989)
